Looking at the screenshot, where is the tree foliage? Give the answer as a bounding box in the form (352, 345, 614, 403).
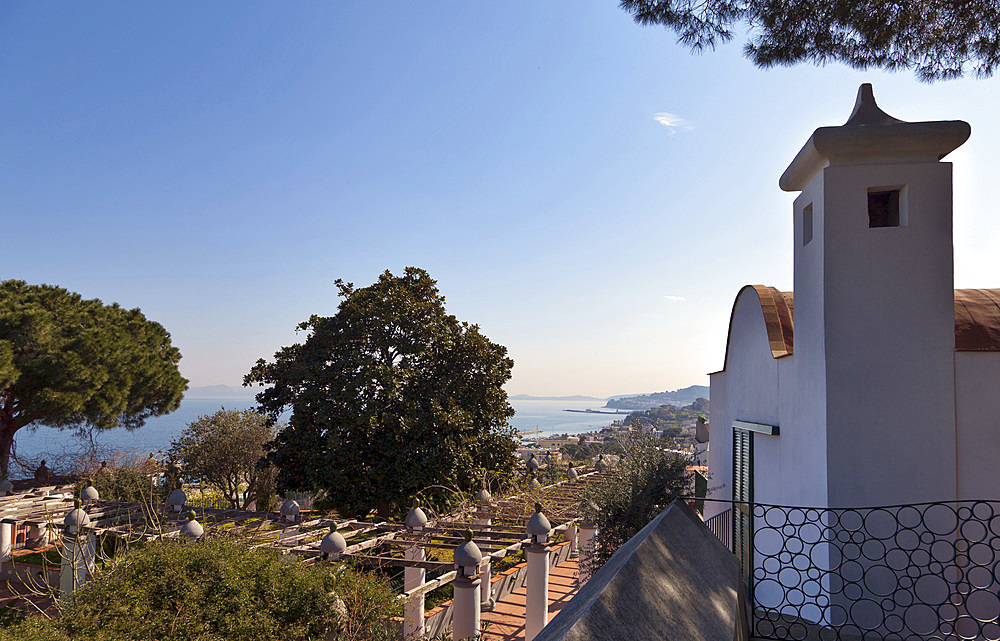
(245, 268, 518, 517)
(620, 0, 1000, 81)
(0, 281, 187, 477)
(0, 537, 400, 641)
(168, 408, 277, 510)
(585, 430, 692, 568)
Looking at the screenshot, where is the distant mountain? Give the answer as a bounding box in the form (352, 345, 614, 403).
(185, 385, 257, 400)
(510, 394, 606, 401)
(604, 385, 710, 410)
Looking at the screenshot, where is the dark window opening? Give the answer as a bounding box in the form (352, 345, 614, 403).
(803, 203, 813, 245)
(868, 190, 900, 227)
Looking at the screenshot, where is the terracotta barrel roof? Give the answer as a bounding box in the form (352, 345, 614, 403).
(955, 289, 1000, 351)
(721, 287, 1000, 370)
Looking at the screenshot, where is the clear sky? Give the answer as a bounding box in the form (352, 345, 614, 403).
(3, 3, 1000, 398)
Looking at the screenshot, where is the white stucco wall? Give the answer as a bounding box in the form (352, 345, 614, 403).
(780, 180, 829, 509)
(706, 287, 780, 519)
(955, 352, 1000, 500)
(820, 162, 957, 506)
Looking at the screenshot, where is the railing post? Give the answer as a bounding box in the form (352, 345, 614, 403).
(474, 488, 495, 610)
(525, 503, 552, 641)
(59, 500, 95, 600)
(403, 504, 428, 639)
(452, 529, 483, 640)
(566, 521, 578, 557)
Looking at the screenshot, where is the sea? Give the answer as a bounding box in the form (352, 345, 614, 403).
(9, 397, 623, 476)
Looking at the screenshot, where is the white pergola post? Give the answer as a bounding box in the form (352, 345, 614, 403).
(473, 515, 493, 609)
(59, 502, 95, 599)
(452, 529, 483, 641)
(0, 521, 12, 569)
(566, 521, 578, 557)
(525, 504, 552, 641)
(403, 504, 429, 639)
(403, 543, 426, 639)
(577, 522, 598, 586)
(59, 531, 96, 597)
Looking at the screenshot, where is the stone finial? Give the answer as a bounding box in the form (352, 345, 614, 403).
(81, 481, 100, 503)
(321, 523, 348, 559)
(595, 455, 609, 473)
(180, 510, 204, 539)
(279, 499, 300, 522)
(405, 503, 428, 530)
(567, 465, 578, 483)
(453, 528, 483, 573)
(0, 475, 13, 496)
(167, 485, 187, 512)
(529, 474, 541, 490)
(526, 503, 551, 543)
(526, 453, 539, 472)
(64, 499, 91, 535)
(474, 488, 492, 506)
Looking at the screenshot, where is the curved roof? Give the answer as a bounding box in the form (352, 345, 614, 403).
(718, 287, 1000, 373)
(955, 289, 1000, 351)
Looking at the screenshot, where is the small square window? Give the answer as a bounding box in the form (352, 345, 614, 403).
(868, 190, 900, 227)
(803, 203, 813, 245)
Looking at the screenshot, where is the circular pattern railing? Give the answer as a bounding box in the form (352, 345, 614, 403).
(706, 499, 1000, 641)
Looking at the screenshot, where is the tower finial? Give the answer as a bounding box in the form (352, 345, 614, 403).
(845, 83, 902, 126)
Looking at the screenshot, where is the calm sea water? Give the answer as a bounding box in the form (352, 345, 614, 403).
(10, 397, 621, 475)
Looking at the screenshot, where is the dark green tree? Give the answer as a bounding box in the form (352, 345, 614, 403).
(621, 0, 1000, 81)
(0, 281, 187, 477)
(245, 268, 517, 517)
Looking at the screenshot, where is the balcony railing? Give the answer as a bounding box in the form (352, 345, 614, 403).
(701, 498, 1000, 641)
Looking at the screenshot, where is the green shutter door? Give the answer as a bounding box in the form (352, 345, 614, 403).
(733, 427, 753, 591)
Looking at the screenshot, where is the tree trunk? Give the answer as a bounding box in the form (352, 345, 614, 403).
(0, 426, 14, 479)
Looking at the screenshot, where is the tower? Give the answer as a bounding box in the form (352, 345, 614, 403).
(780, 84, 970, 506)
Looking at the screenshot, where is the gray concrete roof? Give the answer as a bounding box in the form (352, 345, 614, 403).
(534, 499, 747, 641)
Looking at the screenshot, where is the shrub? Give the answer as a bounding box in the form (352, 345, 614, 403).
(55, 536, 398, 641)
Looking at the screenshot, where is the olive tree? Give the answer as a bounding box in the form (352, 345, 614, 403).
(168, 408, 278, 510)
(585, 430, 692, 569)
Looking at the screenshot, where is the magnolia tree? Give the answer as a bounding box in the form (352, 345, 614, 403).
(246, 267, 519, 518)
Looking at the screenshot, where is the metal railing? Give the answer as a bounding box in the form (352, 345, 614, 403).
(704, 507, 733, 552)
(700, 498, 1000, 641)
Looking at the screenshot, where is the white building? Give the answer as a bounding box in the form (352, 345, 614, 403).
(703, 85, 1000, 638)
(707, 84, 1000, 516)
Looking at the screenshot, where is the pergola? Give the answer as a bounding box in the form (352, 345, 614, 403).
(0, 468, 610, 640)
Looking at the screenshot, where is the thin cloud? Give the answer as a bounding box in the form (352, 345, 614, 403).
(653, 112, 694, 133)
(664, 295, 687, 302)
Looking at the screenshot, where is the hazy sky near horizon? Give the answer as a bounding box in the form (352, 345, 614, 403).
(4, 3, 1000, 398)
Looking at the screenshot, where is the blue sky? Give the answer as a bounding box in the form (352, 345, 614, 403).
(3, 3, 1000, 397)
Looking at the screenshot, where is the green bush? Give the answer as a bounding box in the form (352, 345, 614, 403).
(44, 536, 399, 641)
(76, 467, 166, 504)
